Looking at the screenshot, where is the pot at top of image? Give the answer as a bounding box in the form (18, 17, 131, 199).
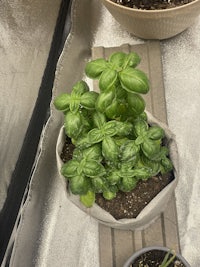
(100, 0, 200, 39)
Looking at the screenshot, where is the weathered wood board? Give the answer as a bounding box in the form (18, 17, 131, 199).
(92, 42, 180, 267)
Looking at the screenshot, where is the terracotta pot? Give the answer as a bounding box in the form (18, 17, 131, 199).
(56, 111, 179, 230)
(100, 0, 200, 39)
(123, 246, 191, 267)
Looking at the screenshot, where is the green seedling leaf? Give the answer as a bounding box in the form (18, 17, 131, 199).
(80, 190, 95, 207)
(85, 58, 108, 79)
(160, 250, 176, 267)
(119, 68, 149, 94)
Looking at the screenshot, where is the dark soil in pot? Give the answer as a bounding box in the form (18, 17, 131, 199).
(131, 250, 185, 267)
(61, 137, 174, 220)
(111, 0, 194, 10)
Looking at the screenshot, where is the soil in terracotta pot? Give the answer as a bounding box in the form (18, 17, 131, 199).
(111, 0, 194, 10)
(61, 137, 174, 220)
(131, 250, 185, 267)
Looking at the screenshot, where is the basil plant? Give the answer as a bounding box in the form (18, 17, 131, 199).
(54, 51, 173, 208)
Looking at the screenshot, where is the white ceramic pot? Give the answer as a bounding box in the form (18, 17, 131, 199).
(56, 111, 179, 230)
(100, 0, 200, 39)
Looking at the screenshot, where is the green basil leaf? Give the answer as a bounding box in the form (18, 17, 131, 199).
(61, 160, 79, 178)
(80, 91, 99, 109)
(93, 112, 107, 128)
(85, 58, 108, 79)
(103, 190, 116, 200)
(82, 144, 102, 161)
(119, 68, 149, 94)
(72, 80, 89, 95)
(54, 93, 71, 111)
(161, 157, 173, 174)
(95, 90, 115, 113)
(141, 139, 161, 160)
(84, 160, 105, 177)
(105, 99, 124, 119)
(91, 177, 104, 193)
(103, 121, 117, 137)
(80, 190, 95, 207)
(109, 52, 127, 68)
(88, 128, 104, 144)
(123, 52, 141, 68)
(99, 68, 118, 91)
(132, 167, 151, 180)
(106, 170, 121, 185)
(69, 98, 81, 113)
(127, 92, 145, 115)
(73, 144, 102, 162)
(120, 140, 139, 162)
(64, 111, 82, 139)
(102, 136, 119, 162)
(69, 175, 90, 195)
(147, 126, 165, 140)
(133, 120, 148, 137)
(115, 121, 133, 136)
(120, 176, 137, 192)
(79, 111, 92, 132)
(140, 154, 161, 176)
(75, 135, 91, 149)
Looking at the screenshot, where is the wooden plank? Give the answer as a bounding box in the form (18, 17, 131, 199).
(99, 224, 113, 267)
(92, 42, 180, 267)
(113, 229, 134, 267)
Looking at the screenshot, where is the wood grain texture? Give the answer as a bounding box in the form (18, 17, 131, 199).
(92, 41, 180, 267)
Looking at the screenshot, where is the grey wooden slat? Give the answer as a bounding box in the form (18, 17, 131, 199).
(113, 229, 134, 267)
(147, 41, 168, 123)
(92, 42, 180, 267)
(99, 224, 113, 267)
(142, 216, 165, 247)
(133, 230, 143, 251)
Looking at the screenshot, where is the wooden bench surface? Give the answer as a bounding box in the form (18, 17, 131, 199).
(92, 42, 180, 267)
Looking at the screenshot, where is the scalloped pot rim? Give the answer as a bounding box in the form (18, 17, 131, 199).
(102, 0, 200, 13)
